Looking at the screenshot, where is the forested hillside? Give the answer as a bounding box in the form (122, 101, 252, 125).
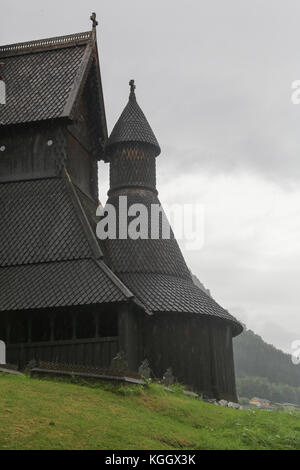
(234, 329, 300, 404)
(234, 329, 300, 387)
(192, 273, 300, 403)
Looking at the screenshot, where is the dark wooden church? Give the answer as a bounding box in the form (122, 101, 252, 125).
(0, 17, 242, 400)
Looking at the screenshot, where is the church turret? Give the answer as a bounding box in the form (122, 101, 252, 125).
(104, 81, 191, 279)
(106, 80, 160, 195)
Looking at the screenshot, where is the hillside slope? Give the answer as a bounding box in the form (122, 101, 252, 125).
(191, 274, 300, 389)
(0, 374, 300, 450)
(233, 329, 300, 387)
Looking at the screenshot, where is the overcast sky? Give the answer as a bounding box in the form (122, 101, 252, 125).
(1, 0, 300, 353)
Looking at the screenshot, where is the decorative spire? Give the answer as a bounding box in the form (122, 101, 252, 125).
(106, 80, 161, 157)
(129, 79, 136, 100)
(90, 12, 98, 29)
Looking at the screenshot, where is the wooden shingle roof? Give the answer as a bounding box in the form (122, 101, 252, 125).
(103, 191, 242, 336)
(0, 31, 106, 132)
(0, 174, 133, 311)
(0, 259, 127, 311)
(0, 178, 94, 266)
(120, 273, 243, 336)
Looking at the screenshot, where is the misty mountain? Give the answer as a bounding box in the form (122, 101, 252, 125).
(192, 273, 300, 388)
(234, 328, 300, 388)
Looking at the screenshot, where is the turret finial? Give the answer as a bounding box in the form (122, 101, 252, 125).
(90, 12, 98, 29)
(129, 80, 136, 101)
(129, 80, 136, 92)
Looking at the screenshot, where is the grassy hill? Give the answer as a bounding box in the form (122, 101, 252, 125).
(0, 373, 300, 450)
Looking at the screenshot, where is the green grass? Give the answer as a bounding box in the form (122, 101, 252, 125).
(0, 373, 300, 450)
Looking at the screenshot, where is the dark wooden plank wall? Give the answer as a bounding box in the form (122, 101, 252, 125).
(66, 132, 98, 200)
(7, 336, 118, 370)
(211, 323, 237, 401)
(141, 313, 237, 401)
(0, 124, 65, 182)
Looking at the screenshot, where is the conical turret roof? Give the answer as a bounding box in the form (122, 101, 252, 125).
(106, 80, 161, 156)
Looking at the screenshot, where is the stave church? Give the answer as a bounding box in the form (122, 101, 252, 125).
(0, 14, 242, 401)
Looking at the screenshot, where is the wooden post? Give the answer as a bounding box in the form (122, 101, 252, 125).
(94, 312, 100, 338)
(118, 303, 139, 371)
(6, 320, 10, 345)
(50, 314, 55, 342)
(208, 323, 219, 400)
(72, 314, 77, 340)
(28, 316, 32, 343)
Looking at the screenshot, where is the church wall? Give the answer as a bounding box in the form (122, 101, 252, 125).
(66, 131, 98, 201)
(118, 304, 143, 372)
(140, 313, 238, 402)
(0, 304, 120, 370)
(0, 123, 66, 182)
(211, 322, 237, 400)
(6, 335, 119, 370)
(64, 64, 105, 201)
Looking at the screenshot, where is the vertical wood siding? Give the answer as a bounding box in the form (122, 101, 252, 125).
(6, 337, 118, 370)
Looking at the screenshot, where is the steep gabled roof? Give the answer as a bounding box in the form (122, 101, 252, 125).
(0, 259, 127, 311)
(0, 173, 134, 311)
(0, 31, 107, 146)
(0, 178, 95, 266)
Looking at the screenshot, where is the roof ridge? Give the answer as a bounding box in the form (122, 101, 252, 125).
(64, 169, 103, 260)
(0, 31, 92, 58)
(0, 258, 93, 268)
(62, 42, 93, 118)
(0, 176, 62, 185)
(93, 259, 153, 313)
(63, 171, 140, 305)
(93, 259, 134, 300)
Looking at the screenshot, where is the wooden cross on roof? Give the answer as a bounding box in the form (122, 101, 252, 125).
(90, 12, 98, 29)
